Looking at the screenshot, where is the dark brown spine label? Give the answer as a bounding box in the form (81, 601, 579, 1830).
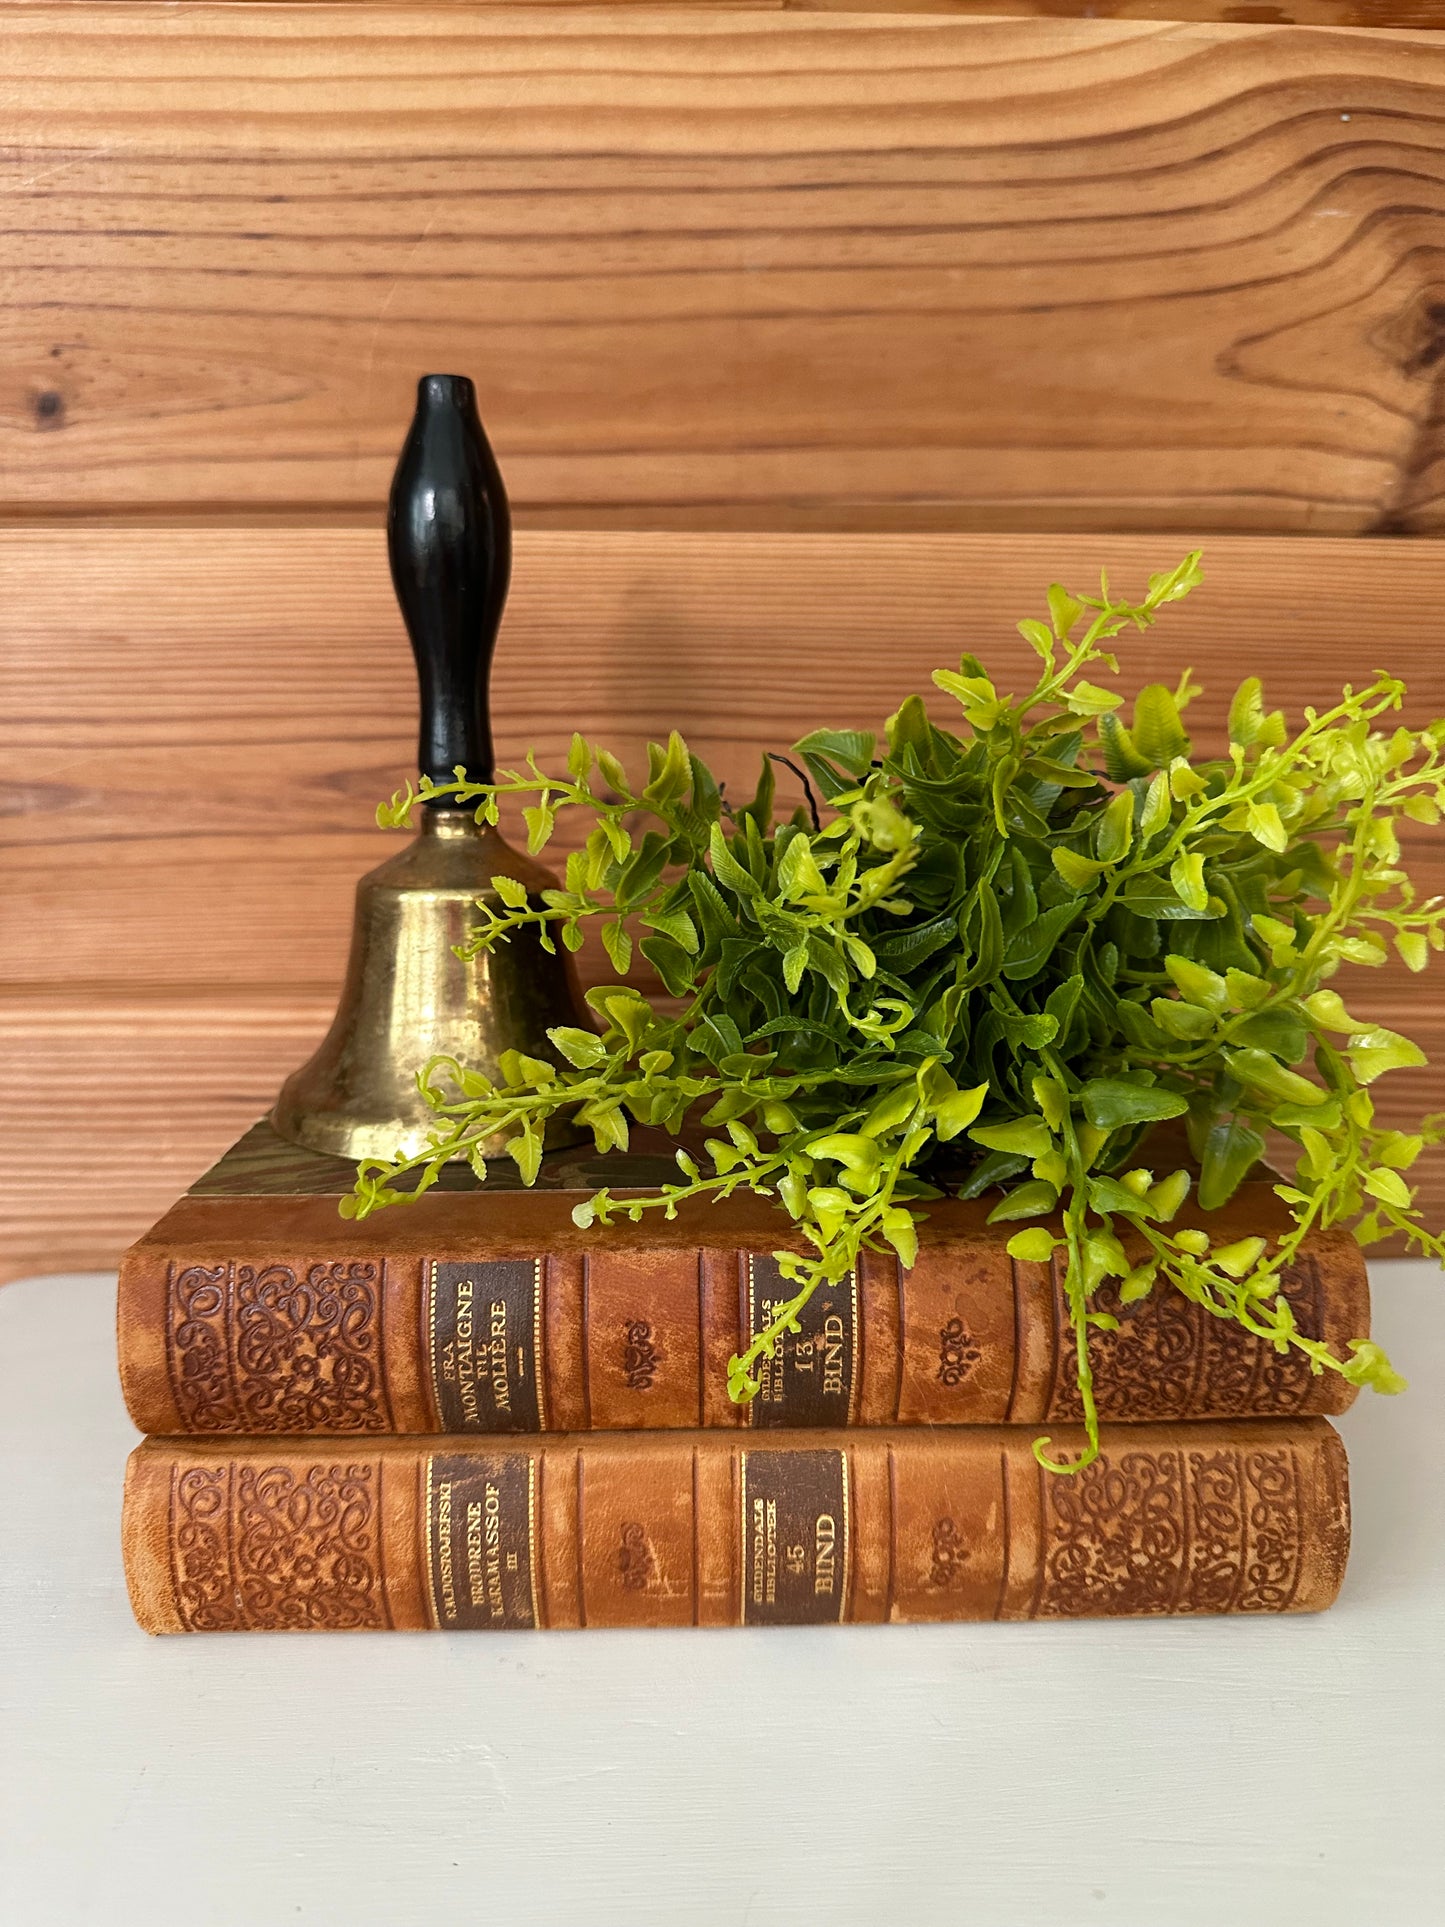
(424, 1452, 538, 1629)
(739, 1449, 850, 1625)
(746, 1256, 858, 1428)
(426, 1259, 545, 1433)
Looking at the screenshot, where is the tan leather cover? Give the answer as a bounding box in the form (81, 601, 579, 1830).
(122, 1419, 1351, 1632)
(117, 1180, 1368, 1436)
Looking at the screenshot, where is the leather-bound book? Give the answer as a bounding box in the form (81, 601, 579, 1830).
(118, 1122, 1369, 1438)
(123, 1419, 1350, 1632)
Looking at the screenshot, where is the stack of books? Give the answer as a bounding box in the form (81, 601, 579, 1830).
(119, 1122, 1359, 1631)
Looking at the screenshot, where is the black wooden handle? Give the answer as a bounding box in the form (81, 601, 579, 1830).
(387, 373, 511, 796)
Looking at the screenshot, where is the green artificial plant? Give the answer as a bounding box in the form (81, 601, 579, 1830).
(344, 552, 1442, 1472)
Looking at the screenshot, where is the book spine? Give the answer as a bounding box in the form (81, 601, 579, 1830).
(118, 1229, 1368, 1437)
(123, 1418, 1351, 1632)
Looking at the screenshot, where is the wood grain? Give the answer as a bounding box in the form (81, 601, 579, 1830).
(4, 523, 1445, 1274)
(5, 8, 1445, 531)
(0, 988, 332, 1284)
(4, 0, 1443, 23)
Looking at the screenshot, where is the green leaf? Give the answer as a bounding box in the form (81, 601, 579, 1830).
(1303, 989, 1357, 1033)
(1064, 680, 1123, 717)
(1006, 1227, 1058, 1263)
(1151, 997, 1215, 1041)
(639, 933, 695, 996)
(1346, 1027, 1428, 1083)
(1093, 788, 1135, 864)
(1245, 800, 1288, 853)
(491, 873, 531, 910)
(1169, 852, 1209, 914)
(957, 1149, 1031, 1199)
(507, 1131, 544, 1186)
(601, 918, 633, 975)
(1231, 1008, 1308, 1062)
(1099, 714, 1152, 782)
(648, 906, 700, 957)
(522, 804, 554, 854)
(1165, 954, 1229, 1013)
(1018, 616, 1055, 658)
(1212, 1236, 1267, 1279)
(497, 1050, 558, 1089)
(1396, 930, 1430, 973)
(708, 823, 761, 899)
(547, 1025, 606, 1068)
(1342, 1340, 1407, 1396)
(1227, 677, 1266, 747)
(1047, 585, 1084, 638)
(1147, 1170, 1191, 1220)
(1080, 1079, 1189, 1130)
(1001, 899, 1082, 981)
(860, 1083, 919, 1139)
(1088, 1174, 1156, 1218)
(1364, 1167, 1413, 1209)
(1119, 878, 1217, 922)
(879, 1207, 918, 1267)
(1224, 968, 1271, 1010)
(1131, 684, 1191, 766)
(1225, 1048, 1328, 1107)
(1198, 1118, 1266, 1210)
(1052, 848, 1108, 891)
(1135, 772, 1169, 840)
(970, 1116, 1053, 1159)
(1119, 1264, 1157, 1304)
(933, 1083, 989, 1141)
(792, 727, 876, 779)
(986, 1179, 1059, 1223)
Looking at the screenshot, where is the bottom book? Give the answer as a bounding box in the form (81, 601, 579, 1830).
(123, 1421, 1350, 1633)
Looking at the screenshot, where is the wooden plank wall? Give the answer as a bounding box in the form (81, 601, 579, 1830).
(3, 10, 1445, 532)
(3, 6, 1445, 1276)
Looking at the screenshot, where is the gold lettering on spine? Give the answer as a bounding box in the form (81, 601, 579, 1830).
(425, 1452, 538, 1629)
(739, 1449, 850, 1625)
(745, 1258, 858, 1426)
(425, 1456, 460, 1628)
(427, 1260, 545, 1433)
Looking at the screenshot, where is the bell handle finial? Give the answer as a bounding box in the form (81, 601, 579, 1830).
(387, 372, 511, 797)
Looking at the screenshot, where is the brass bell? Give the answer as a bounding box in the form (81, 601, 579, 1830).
(271, 374, 587, 1162)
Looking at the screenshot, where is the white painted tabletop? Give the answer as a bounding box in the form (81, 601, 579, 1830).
(1, 1265, 1442, 1927)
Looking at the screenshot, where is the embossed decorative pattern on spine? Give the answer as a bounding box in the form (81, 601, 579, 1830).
(1047, 1258, 1325, 1421)
(168, 1459, 388, 1632)
(166, 1259, 392, 1434)
(1034, 1445, 1303, 1617)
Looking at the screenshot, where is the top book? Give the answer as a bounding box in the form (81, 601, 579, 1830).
(117, 1122, 1368, 1439)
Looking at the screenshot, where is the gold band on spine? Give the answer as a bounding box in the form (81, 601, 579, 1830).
(845, 1269, 860, 1424)
(738, 1449, 750, 1626)
(532, 1256, 546, 1432)
(527, 1454, 540, 1628)
(839, 1450, 852, 1625)
(424, 1260, 440, 1429)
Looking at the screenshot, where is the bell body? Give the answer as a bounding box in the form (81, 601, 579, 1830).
(271, 810, 585, 1162)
